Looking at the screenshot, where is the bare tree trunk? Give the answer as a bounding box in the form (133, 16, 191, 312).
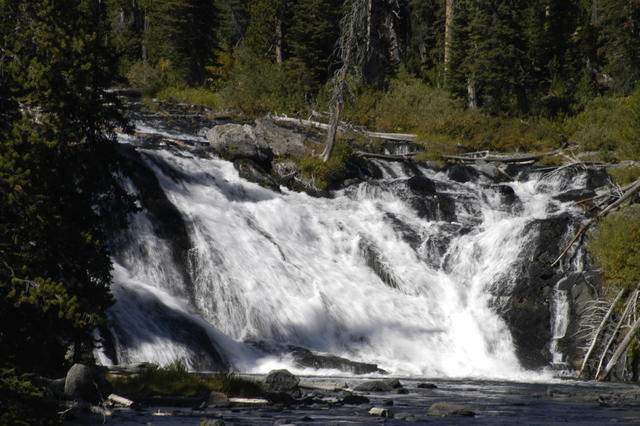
(321, 102, 342, 162)
(444, 0, 456, 74)
(595, 289, 640, 378)
(598, 316, 640, 381)
(578, 288, 626, 378)
(275, 14, 283, 65)
(467, 78, 477, 109)
(592, 0, 598, 25)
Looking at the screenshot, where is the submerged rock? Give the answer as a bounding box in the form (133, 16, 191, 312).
(290, 347, 385, 375)
(369, 407, 393, 417)
(428, 402, 475, 417)
(353, 378, 403, 392)
(265, 369, 300, 394)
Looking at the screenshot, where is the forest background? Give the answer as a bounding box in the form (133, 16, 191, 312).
(1, 0, 640, 423)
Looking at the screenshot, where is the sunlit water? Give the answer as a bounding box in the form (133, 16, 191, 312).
(101, 122, 592, 381)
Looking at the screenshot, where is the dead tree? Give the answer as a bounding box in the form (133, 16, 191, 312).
(322, 0, 369, 163)
(578, 288, 626, 378)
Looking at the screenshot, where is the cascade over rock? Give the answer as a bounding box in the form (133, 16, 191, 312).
(103, 104, 608, 377)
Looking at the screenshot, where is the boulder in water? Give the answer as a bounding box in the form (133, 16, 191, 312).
(265, 369, 300, 394)
(369, 407, 393, 417)
(64, 363, 112, 404)
(206, 391, 230, 408)
(428, 402, 475, 417)
(353, 378, 403, 392)
(290, 347, 385, 374)
(340, 393, 370, 405)
(445, 163, 479, 183)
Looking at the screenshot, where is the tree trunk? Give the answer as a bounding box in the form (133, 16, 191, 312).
(444, 0, 456, 74)
(578, 288, 626, 377)
(595, 289, 639, 378)
(467, 78, 477, 109)
(592, 0, 598, 25)
(598, 316, 640, 381)
(275, 13, 283, 65)
(322, 102, 341, 162)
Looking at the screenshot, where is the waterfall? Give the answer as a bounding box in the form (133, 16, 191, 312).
(101, 120, 600, 379)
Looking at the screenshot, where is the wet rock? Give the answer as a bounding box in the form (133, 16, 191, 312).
(340, 394, 370, 405)
(353, 378, 403, 392)
(428, 402, 475, 417)
(207, 391, 230, 408)
(200, 419, 226, 426)
(273, 420, 296, 426)
(290, 347, 385, 375)
(395, 412, 417, 421)
(64, 364, 112, 404)
(553, 188, 596, 203)
(369, 407, 393, 417)
(234, 159, 280, 191)
(265, 370, 300, 394)
(492, 184, 519, 206)
(491, 214, 574, 369)
(417, 383, 438, 389)
(406, 175, 436, 194)
(395, 388, 409, 394)
(445, 163, 479, 183)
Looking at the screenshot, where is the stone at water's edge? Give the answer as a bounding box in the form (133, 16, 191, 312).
(265, 369, 300, 394)
(207, 123, 272, 167)
(207, 391, 230, 408)
(64, 363, 112, 404)
(353, 378, 403, 392)
(428, 401, 476, 417)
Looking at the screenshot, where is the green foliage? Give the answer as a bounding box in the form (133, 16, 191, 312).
(221, 48, 314, 114)
(299, 141, 353, 190)
(109, 361, 264, 398)
(588, 206, 640, 288)
(126, 60, 186, 96)
(565, 95, 633, 156)
(156, 87, 224, 108)
(0, 0, 132, 377)
(607, 165, 640, 186)
(0, 369, 57, 425)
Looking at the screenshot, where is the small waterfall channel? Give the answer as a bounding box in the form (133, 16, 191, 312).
(99, 117, 608, 380)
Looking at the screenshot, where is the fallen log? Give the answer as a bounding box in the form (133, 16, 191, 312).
(551, 177, 640, 267)
(355, 151, 416, 161)
(271, 115, 417, 141)
(578, 288, 626, 378)
(443, 150, 560, 164)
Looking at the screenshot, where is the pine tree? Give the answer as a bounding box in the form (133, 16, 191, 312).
(0, 0, 131, 375)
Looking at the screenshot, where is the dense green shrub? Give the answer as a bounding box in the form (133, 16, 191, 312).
(108, 361, 264, 399)
(156, 87, 224, 108)
(588, 206, 640, 288)
(126, 60, 186, 96)
(0, 369, 56, 425)
(299, 140, 353, 190)
(565, 96, 632, 155)
(221, 49, 314, 115)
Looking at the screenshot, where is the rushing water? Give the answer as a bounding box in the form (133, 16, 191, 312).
(100, 120, 596, 380)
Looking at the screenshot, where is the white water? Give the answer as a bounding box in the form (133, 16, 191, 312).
(105, 128, 591, 380)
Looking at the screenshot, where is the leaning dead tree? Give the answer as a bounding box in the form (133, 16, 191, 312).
(322, 0, 369, 163)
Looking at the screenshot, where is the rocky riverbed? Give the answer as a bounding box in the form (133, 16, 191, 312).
(63, 371, 640, 425)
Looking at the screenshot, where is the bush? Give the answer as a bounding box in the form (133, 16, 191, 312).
(299, 140, 353, 190)
(565, 96, 632, 156)
(108, 361, 264, 399)
(221, 48, 314, 115)
(588, 206, 640, 288)
(0, 369, 56, 426)
(608, 165, 640, 186)
(156, 87, 224, 109)
(126, 59, 186, 96)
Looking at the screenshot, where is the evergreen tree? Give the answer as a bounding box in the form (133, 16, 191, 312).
(599, 0, 640, 94)
(0, 0, 131, 375)
(288, 0, 342, 83)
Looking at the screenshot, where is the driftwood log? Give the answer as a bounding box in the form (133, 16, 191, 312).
(443, 150, 560, 164)
(271, 115, 417, 141)
(551, 177, 640, 267)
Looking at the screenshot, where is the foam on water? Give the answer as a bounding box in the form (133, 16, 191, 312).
(106, 129, 589, 380)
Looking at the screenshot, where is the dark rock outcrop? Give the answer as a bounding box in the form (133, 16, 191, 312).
(265, 369, 300, 394)
(291, 347, 386, 375)
(64, 364, 112, 404)
(491, 214, 574, 369)
(353, 378, 403, 392)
